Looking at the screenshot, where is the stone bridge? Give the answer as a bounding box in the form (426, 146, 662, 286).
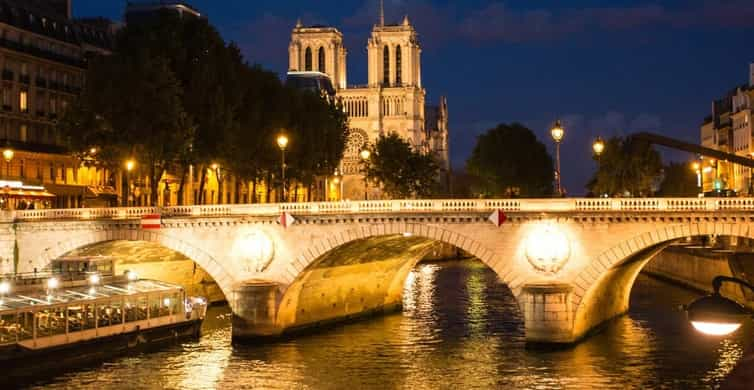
(2, 197, 754, 344)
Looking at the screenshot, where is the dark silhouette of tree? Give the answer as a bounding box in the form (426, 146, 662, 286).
(364, 133, 439, 198)
(61, 10, 348, 205)
(587, 136, 662, 197)
(658, 162, 698, 197)
(465, 123, 553, 197)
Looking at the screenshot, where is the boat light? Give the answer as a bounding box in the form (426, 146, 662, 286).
(47, 277, 59, 290)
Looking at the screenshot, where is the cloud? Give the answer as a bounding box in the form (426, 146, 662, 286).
(458, 0, 754, 44)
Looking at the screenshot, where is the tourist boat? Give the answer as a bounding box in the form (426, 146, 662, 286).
(0, 256, 207, 382)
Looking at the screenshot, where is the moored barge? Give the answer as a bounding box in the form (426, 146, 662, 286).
(0, 256, 207, 383)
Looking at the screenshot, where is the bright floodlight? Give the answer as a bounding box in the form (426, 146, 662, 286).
(691, 321, 742, 336)
(47, 277, 59, 290)
(163, 297, 171, 307)
(2, 147, 13, 163)
(686, 293, 748, 337)
(360, 149, 371, 161)
(525, 223, 571, 274)
(89, 274, 101, 285)
(126, 270, 139, 281)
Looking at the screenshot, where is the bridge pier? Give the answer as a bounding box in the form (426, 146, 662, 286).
(231, 281, 284, 339)
(520, 283, 576, 344)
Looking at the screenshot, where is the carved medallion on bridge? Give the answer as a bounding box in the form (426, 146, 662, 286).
(525, 224, 571, 275)
(233, 231, 275, 273)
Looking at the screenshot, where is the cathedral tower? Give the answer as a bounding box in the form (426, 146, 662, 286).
(367, 15, 421, 88)
(289, 20, 348, 90)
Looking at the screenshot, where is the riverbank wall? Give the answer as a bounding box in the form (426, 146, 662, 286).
(643, 246, 754, 309)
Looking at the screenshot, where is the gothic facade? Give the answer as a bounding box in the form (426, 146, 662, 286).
(288, 16, 449, 200)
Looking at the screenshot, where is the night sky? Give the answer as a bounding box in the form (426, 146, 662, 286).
(74, 0, 754, 194)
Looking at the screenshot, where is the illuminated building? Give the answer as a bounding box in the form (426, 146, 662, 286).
(700, 63, 754, 195)
(288, 9, 450, 200)
(0, 0, 116, 209)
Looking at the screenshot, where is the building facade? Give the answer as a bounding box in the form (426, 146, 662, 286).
(288, 15, 449, 200)
(0, 0, 116, 209)
(700, 63, 754, 195)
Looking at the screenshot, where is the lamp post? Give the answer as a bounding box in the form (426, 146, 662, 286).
(360, 149, 371, 200)
(0, 280, 10, 305)
(276, 134, 288, 202)
(2, 145, 13, 177)
(692, 161, 702, 196)
(550, 120, 565, 196)
(1, 146, 12, 209)
(125, 159, 135, 207)
(685, 275, 754, 336)
(211, 163, 222, 204)
(332, 170, 341, 202)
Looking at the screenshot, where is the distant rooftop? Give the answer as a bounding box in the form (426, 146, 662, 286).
(125, 1, 203, 23)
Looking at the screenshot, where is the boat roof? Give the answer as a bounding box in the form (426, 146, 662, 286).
(0, 279, 183, 312)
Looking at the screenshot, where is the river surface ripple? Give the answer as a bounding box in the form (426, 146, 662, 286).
(26, 260, 752, 389)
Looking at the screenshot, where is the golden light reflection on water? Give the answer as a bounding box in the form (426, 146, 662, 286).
(26, 261, 754, 390)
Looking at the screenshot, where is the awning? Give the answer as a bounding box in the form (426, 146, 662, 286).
(0, 188, 55, 198)
(44, 183, 87, 197)
(86, 185, 118, 198)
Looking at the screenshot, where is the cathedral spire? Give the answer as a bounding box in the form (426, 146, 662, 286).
(379, 0, 385, 26)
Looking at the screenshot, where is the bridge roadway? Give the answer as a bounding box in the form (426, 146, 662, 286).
(2, 197, 754, 344)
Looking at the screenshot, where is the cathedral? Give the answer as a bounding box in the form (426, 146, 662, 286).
(288, 9, 450, 200)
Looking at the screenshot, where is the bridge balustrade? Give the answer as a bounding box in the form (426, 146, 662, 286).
(4, 197, 751, 222)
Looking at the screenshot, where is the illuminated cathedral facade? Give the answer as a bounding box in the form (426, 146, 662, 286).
(288, 13, 450, 200)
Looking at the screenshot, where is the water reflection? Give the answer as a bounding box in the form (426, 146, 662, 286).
(27, 259, 752, 390)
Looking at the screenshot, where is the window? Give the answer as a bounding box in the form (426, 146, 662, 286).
(318, 47, 326, 73)
(304, 47, 312, 71)
(19, 124, 26, 142)
(19, 90, 27, 112)
(395, 45, 402, 85)
(383, 45, 390, 86)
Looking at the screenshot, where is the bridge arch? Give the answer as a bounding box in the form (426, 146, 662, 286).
(572, 219, 753, 341)
(26, 227, 236, 299)
(273, 222, 516, 333)
(284, 222, 507, 286)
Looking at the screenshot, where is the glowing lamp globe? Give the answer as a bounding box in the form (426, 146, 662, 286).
(592, 137, 605, 157)
(525, 224, 571, 274)
(47, 277, 59, 290)
(686, 294, 748, 336)
(0, 280, 10, 295)
(360, 149, 371, 161)
(277, 134, 289, 150)
(2, 148, 13, 163)
(550, 121, 565, 143)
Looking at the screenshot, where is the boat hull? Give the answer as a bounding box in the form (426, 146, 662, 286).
(0, 319, 203, 386)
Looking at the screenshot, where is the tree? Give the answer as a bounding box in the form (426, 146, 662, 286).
(587, 136, 662, 197)
(60, 52, 192, 206)
(658, 162, 698, 197)
(465, 123, 553, 197)
(363, 133, 439, 198)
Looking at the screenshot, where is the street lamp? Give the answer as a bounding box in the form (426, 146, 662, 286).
(550, 120, 565, 196)
(0, 280, 10, 305)
(3, 145, 13, 177)
(692, 161, 703, 195)
(685, 276, 754, 336)
(211, 163, 222, 204)
(592, 137, 605, 158)
(360, 149, 371, 200)
(277, 134, 289, 202)
(124, 159, 135, 207)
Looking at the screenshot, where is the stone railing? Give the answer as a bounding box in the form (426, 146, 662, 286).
(5, 197, 754, 222)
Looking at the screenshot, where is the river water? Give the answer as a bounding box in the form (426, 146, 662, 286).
(25, 260, 753, 389)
